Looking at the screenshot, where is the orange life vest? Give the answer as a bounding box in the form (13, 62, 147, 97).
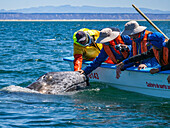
(103, 35, 129, 64)
(132, 30, 152, 56)
(152, 39, 169, 66)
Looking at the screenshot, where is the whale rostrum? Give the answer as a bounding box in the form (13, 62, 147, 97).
(26, 71, 90, 94)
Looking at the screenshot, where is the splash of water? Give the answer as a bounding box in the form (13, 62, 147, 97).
(0, 85, 39, 94)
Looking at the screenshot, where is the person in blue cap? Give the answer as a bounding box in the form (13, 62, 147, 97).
(116, 32, 170, 79)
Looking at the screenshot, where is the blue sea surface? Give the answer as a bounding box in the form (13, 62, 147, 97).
(0, 21, 170, 128)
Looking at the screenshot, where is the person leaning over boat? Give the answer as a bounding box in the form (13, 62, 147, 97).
(118, 20, 160, 71)
(164, 39, 170, 83)
(116, 33, 170, 79)
(78, 27, 132, 75)
(73, 28, 103, 71)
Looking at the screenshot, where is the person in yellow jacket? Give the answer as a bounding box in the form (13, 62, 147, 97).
(73, 28, 103, 71)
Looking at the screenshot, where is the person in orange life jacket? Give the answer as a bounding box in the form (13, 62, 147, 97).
(78, 27, 132, 75)
(119, 20, 159, 71)
(73, 29, 103, 71)
(164, 39, 170, 83)
(116, 32, 169, 79)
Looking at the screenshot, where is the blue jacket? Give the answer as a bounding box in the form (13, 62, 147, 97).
(83, 35, 132, 75)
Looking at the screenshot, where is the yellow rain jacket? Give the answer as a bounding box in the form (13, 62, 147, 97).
(73, 28, 102, 71)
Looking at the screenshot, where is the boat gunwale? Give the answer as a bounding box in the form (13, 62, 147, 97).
(63, 56, 170, 74)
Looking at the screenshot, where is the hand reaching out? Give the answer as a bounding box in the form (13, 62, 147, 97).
(77, 70, 84, 74)
(138, 64, 147, 70)
(150, 68, 159, 74)
(116, 62, 124, 79)
(167, 75, 170, 84)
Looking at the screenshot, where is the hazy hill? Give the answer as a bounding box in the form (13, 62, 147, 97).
(0, 13, 169, 20)
(1, 5, 170, 14)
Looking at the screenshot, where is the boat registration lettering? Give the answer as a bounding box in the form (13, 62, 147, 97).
(88, 72, 99, 79)
(146, 82, 170, 90)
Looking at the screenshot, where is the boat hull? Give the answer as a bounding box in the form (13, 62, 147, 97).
(64, 57, 170, 98)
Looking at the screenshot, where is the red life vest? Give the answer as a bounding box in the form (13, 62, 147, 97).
(152, 39, 169, 66)
(132, 30, 152, 56)
(103, 35, 129, 64)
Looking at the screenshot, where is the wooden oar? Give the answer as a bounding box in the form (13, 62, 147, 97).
(132, 4, 169, 40)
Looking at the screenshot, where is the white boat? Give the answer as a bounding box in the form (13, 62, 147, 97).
(64, 56, 170, 98)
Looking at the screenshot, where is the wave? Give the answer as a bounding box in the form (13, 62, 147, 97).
(41, 39, 56, 41)
(0, 85, 39, 94)
(0, 85, 98, 95)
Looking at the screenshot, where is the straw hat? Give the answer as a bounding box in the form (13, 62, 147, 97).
(121, 20, 147, 35)
(96, 28, 120, 43)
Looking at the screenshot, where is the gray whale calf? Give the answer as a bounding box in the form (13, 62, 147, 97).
(27, 71, 90, 94)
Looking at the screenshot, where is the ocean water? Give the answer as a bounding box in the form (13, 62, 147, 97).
(0, 21, 170, 128)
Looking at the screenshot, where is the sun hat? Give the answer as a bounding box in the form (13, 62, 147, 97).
(96, 28, 120, 43)
(76, 31, 87, 43)
(121, 20, 147, 35)
(100, 27, 120, 32)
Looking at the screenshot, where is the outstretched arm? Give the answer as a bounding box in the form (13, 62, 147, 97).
(116, 62, 125, 79)
(124, 49, 155, 64)
(116, 49, 155, 79)
(74, 54, 83, 71)
(83, 48, 108, 75)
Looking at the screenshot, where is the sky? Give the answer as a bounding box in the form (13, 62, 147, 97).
(0, 0, 170, 11)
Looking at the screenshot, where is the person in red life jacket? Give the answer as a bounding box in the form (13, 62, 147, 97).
(78, 27, 132, 75)
(116, 32, 170, 79)
(119, 20, 159, 71)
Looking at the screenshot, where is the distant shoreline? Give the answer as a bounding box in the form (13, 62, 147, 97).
(0, 19, 170, 21)
(1, 13, 169, 21)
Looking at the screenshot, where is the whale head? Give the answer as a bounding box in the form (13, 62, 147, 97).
(27, 71, 90, 94)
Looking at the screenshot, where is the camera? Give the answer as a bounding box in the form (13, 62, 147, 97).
(115, 44, 127, 52)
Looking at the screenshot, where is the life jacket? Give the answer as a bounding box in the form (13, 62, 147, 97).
(152, 39, 169, 66)
(103, 35, 129, 64)
(132, 30, 152, 56)
(73, 43, 102, 71)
